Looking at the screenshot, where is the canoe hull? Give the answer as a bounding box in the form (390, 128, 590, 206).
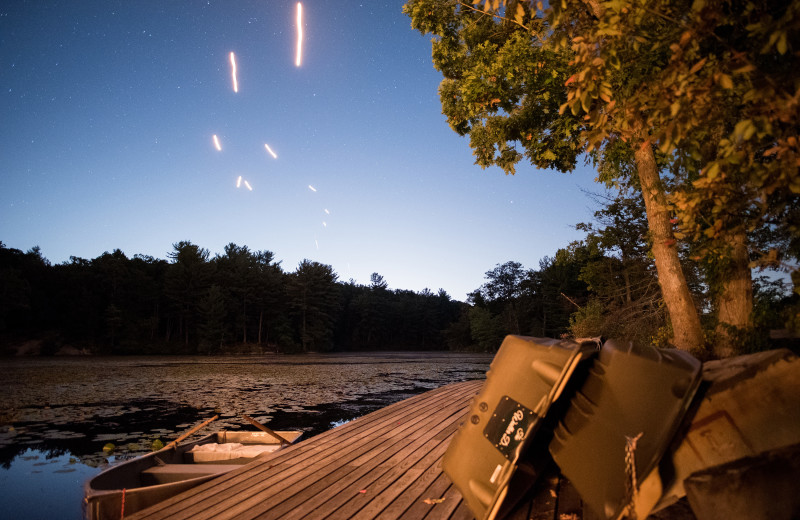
(83, 430, 301, 520)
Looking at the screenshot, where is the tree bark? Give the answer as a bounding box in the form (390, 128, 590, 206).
(258, 309, 263, 346)
(633, 137, 705, 352)
(714, 230, 753, 357)
(242, 296, 247, 344)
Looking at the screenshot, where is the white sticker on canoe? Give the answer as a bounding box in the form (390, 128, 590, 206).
(490, 464, 503, 484)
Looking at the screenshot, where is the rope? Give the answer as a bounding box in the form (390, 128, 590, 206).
(623, 432, 644, 520)
(120, 487, 126, 519)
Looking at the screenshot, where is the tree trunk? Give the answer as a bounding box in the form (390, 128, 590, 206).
(622, 258, 632, 304)
(633, 137, 705, 352)
(243, 297, 248, 344)
(151, 302, 158, 341)
(301, 287, 308, 352)
(258, 309, 263, 346)
(714, 230, 753, 357)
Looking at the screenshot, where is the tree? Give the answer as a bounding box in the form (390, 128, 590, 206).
(130, 254, 168, 344)
(285, 260, 340, 352)
(0, 243, 32, 333)
(165, 241, 212, 349)
(198, 285, 226, 354)
(552, 0, 800, 355)
(577, 193, 652, 305)
(370, 272, 389, 291)
(572, 192, 668, 345)
(215, 243, 259, 344)
(404, 0, 705, 351)
(252, 250, 284, 348)
(467, 305, 503, 351)
(549, 0, 799, 355)
(530, 242, 600, 337)
(469, 261, 529, 334)
(351, 273, 391, 348)
(405, 0, 799, 354)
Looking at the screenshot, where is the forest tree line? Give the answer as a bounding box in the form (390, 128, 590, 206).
(2, 188, 796, 358)
(0, 241, 463, 355)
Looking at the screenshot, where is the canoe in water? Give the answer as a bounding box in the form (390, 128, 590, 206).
(83, 430, 302, 520)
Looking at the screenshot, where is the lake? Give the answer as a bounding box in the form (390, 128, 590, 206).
(0, 352, 493, 520)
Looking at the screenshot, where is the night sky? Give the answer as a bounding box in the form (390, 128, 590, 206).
(1, 1, 602, 301)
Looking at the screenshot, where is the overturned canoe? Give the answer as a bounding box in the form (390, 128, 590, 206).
(83, 430, 302, 520)
(442, 335, 599, 520)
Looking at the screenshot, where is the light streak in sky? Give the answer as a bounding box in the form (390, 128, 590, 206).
(295, 3, 303, 67)
(237, 175, 242, 188)
(315, 238, 319, 250)
(230, 52, 239, 93)
(244, 180, 253, 191)
(212, 134, 222, 151)
(264, 143, 278, 159)
(324, 208, 330, 214)
(308, 185, 317, 192)
(323, 221, 327, 227)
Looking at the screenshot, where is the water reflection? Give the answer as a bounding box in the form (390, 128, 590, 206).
(0, 352, 492, 520)
(0, 448, 98, 520)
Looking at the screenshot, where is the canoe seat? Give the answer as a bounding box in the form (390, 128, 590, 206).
(141, 464, 242, 485)
(186, 443, 282, 463)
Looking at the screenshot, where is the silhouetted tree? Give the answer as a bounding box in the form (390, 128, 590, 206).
(165, 241, 211, 350)
(285, 260, 340, 352)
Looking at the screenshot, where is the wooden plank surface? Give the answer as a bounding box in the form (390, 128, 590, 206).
(129, 348, 798, 520)
(130, 380, 482, 520)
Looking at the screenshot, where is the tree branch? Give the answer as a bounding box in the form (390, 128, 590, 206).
(457, 1, 533, 34)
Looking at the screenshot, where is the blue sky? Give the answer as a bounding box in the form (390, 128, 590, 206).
(1, 1, 602, 301)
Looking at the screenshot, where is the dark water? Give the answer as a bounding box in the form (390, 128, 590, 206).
(0, 352, 493, 520)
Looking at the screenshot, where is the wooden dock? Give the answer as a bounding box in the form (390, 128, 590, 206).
(130, 380, 487, 520)
(129, 348, 799, 520)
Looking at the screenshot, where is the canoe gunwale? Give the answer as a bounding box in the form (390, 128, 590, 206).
(83, 430, 302, 520)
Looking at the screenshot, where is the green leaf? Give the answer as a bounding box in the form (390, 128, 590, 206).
(733, 119, 756, 140)
(689, 57, 707, 74)
(705, 162, 720, 180)
(515, 4, 525, 25)
(777, 32, 788, 54)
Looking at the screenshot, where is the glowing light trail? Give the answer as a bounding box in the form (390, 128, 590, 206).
(295, 3, 303, 67)
(230, 52, 239, 93)
(324, 209, 330, 214)
(264, 143, 278, 159)
(213, 134, 222, 151)
(237, 176, 242, 188)
(244, 180, 253, 191)
(308, 185, 317, 192)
